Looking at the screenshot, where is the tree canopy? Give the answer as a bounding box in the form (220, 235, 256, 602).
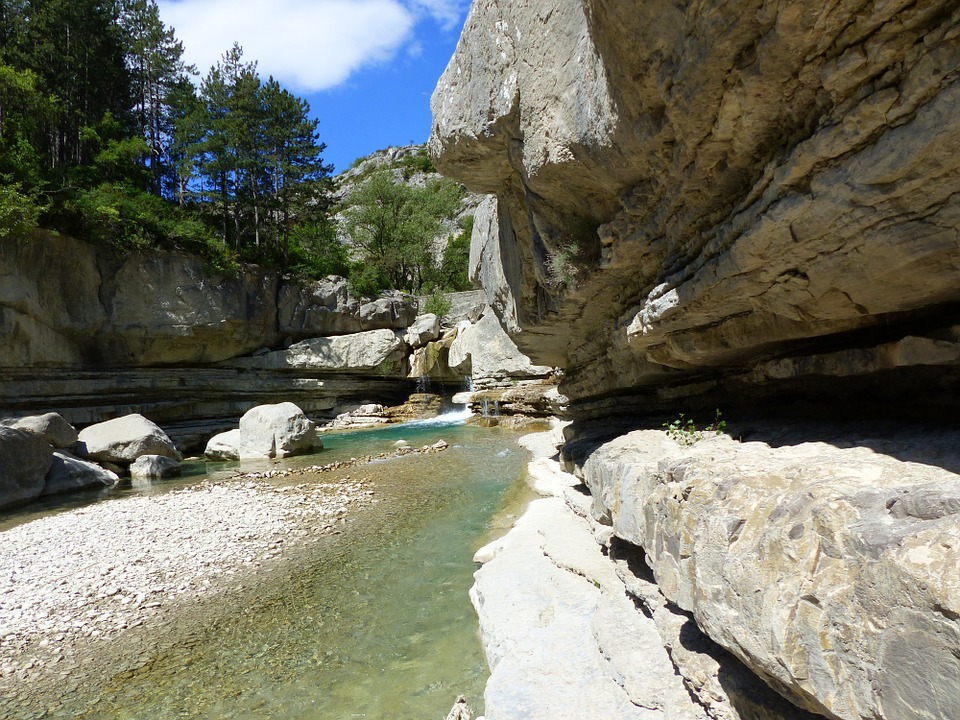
(0, 0, 472, 297)
(342, 170, 466, 296)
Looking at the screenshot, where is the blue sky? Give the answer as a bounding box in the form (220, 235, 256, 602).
(157, 0, 467, 174)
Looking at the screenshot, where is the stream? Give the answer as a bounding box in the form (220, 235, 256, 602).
(6, 413, 532, 719)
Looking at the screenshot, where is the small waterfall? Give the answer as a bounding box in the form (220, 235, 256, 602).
(415, 375, 431, 394)
(480, 399, 501, 418)
(462, 375, 474, 393)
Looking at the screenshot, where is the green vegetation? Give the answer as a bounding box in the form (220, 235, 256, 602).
(663, 410, 727, 446)
(341, 170, 465, 296)
(0, 0, 472, 294)
(423, 289, 452, 319)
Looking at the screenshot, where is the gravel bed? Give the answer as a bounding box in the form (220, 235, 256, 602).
(0, 476, 373, 716)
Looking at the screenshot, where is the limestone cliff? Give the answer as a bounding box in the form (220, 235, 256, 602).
(430, 0, 960, 422)
(431, 2, 960, 719)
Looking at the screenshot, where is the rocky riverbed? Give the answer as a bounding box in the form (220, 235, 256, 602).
(0, 474, 374, 718)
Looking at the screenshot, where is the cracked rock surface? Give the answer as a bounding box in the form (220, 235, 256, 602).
(578, 423, 960, 720)
(430, 0, 960, 417)
(472, 426, 809, 720)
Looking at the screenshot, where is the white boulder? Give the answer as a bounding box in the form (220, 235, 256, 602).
(76, 414, 181, 465)
(404, 313, 441, 348)
(204, 429, 242, 461)
(237, 402, 320, 460)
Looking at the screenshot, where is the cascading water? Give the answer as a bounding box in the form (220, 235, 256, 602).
(416, 374, 431, 393)
(480, 399, 501, 418)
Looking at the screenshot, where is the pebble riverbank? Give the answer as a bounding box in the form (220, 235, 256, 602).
(0, 440, 453, 718)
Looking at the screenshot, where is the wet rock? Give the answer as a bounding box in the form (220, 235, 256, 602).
(129, 455, 181, 481)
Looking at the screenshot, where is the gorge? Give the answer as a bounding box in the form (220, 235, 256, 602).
(428, 1, 960, 719)
(4, 0, 960, 718)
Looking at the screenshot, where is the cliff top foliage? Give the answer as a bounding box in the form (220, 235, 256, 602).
(0, 0, 470, 296)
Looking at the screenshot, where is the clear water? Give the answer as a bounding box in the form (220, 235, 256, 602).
(28, 415, 530, 720)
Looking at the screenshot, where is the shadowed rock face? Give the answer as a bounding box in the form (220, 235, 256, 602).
(430, 0, 960, 420)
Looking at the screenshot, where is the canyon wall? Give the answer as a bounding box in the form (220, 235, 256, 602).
(430, 1, 960, 719)
(430, 0, 960, 423)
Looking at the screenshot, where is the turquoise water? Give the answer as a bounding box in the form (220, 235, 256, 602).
(43, 416, 528, 719)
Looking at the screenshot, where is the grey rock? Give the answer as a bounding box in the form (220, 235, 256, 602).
(0, 426, 53, 509)
(404, 314, 441, 349)
(76, 414, 182, 465)
(204, 429, 242, 461)
(430, 0, 960, 410)
(42, 452, 118, 496)
(580, 426, 960, 720)
(10, 413, 78, 449)
(237, 402, 319, 460)
(278, 275, 362, 337)
(448, 311, 552, 383)
(359, 293, 418, 331)
(229, 329, 408, 375)
(473, 427, 708, 720)
(0, 233, 106, 367)
(129, 455, 181, 480)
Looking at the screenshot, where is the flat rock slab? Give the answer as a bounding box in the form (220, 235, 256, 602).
(473, 427, 706, 720)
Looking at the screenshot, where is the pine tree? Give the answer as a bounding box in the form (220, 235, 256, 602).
(117, 0, 195, 195)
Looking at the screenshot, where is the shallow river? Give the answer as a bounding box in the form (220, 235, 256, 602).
(17, 413, 532, 720)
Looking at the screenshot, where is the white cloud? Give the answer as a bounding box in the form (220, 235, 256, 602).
(158, 0, 464, 93)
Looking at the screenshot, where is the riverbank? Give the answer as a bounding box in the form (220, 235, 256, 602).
(0, 474, 373, 718)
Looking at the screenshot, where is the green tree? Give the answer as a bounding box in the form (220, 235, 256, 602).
(117, 0, 195, 195)
(188, 45, 332, 263)
(341, 170, 463, 295)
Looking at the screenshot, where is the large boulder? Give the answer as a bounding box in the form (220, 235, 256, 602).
(404, 313, 441, 349)
(76, 414, 182, 465)
(229, 329, 408, 375)
(42, 452, 118, 497)
(579, 425, 960, 720)
(9, 412, 78, 449)
(359, 293, 418, 331)
(278, 275, 362, 337)
(237, 402, 320, 460)
(0, 426, 53, 509)
(448, 311, 552, 382)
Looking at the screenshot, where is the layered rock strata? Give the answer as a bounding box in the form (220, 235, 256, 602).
(574, 423, 960, 720)
(475, 427, 813, 720)
(430, 0, 960, 420)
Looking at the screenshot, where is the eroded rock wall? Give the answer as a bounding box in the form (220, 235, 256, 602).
(575, 424, 960, 720)
(430, 0, 960, 420)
